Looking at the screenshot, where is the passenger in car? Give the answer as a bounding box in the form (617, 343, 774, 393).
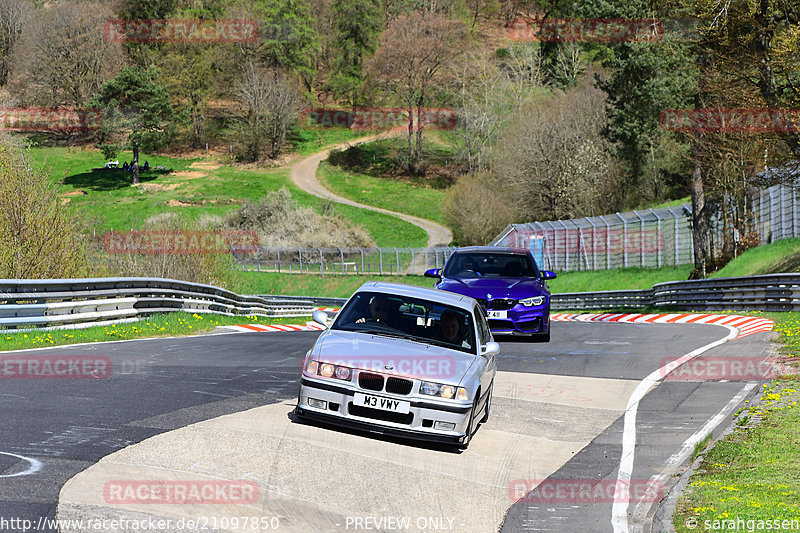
(438, 310, 464, 344)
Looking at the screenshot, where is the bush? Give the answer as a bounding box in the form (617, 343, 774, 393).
(441, 171, 515, 245)
(94, 212, 236, 288)
(0, 135, 87, 278)
(225, 188, 375, 248)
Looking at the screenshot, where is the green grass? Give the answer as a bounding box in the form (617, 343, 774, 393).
(0, 312, 313, 352)
(547, 265, 692, 293)
(26, 142, 428, 247)
(638, 196, 691, 210)
(317, 161, 447, 224)
(289, 127, 373, 157)
(672, 313, 800, 532)
(711, 238, 800, 278)
(233, 271, 433, 298)
(228, 265, 693, 299)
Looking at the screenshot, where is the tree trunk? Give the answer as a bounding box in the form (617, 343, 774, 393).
(132, 141, 140, 185)
(406, 102, 414, 170)
(414, 102, 424, 169)
(690, 157, 707, 278)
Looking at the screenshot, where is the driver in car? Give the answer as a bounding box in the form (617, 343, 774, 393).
(356, 296, 393, 324)
(462, 257, 481, 276)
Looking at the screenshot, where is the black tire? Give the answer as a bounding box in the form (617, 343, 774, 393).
(481, 382, 493, 423)
(459, 395, 480, 450)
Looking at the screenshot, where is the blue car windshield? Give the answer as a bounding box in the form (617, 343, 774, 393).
(332, 292, 477, 354)
(443, 253, 540, 278)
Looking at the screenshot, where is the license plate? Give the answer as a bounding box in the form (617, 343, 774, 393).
(354, 393, 410, 414)
(487, 310, 507, 319)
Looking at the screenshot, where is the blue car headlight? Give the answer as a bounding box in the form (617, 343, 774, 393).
(519, 296, 545, 307)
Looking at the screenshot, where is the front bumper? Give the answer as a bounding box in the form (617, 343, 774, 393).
(489, 307, 550, 335)
(297, 377, 472, 444)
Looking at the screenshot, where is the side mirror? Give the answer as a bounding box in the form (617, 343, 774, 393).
(541, 270, 556, 280)
(312, 310, 332, 327)
(424, 268, 442, 278)
(482, 341, 500, 357)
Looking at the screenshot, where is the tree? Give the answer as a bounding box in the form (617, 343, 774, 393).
(327, 0, 383, 107)
(692, 0, 800, 158)
(10, 1, 123, 107)
(255, 0, 321, 92)
(233, 63, 305, 161)
(90, 66, 176, 185)
(368, 10, 465, 170)
(118, 0, 178, 19)
(0, 135, 86, 278)
(158, 43, 216, 147)
(0, 0, 32, 86)
(493, 81, 621, 221)
(452, 53, 516, 173)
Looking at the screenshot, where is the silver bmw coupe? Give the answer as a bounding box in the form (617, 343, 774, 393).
(296, 282, 499, 449)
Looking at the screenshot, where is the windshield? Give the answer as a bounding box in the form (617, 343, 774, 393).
(443, 252, 540, 278)
(332, 291, 477, 354)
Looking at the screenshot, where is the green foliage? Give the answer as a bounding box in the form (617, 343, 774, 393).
(0, 136, 87, 278)
(254, 0, 321, 90)
(327, 0, 384, 106)
(90, 66, 177, 180)
(118, 0, 179, 19)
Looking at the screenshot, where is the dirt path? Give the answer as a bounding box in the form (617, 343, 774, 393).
(289, 133, 453, 248)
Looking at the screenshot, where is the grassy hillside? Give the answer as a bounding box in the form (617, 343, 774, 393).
(711, 237, 800, 278)
(317, 137, 455, 225)
(27, 137, 428, 247)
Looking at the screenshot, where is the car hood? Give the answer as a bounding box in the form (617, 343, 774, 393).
(312, 329, 476, 385)
(438, 277, 549, 299)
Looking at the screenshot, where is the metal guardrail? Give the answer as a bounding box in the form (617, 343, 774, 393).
(551, 289, 654, 310)
(0, 277, 315, 332)
(551, 273, 800, 312)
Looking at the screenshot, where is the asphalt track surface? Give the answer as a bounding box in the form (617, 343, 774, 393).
(0, 321, 773, 532)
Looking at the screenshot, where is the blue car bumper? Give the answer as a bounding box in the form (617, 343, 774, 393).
(487, 307, 550, 335)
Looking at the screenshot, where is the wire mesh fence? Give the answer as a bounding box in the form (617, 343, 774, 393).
(230, 246, 458, 276)
(753, 180, 800, 244)
(489, 205, 694, 272)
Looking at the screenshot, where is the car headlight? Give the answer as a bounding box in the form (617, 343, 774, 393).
(420, 381, 468, 400)
(519, 296, 545, 307)
(306, 360, 351, 381)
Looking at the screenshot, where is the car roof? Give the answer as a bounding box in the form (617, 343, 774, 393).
(451, 246, 529, 255)
(355, 281, 477, 312)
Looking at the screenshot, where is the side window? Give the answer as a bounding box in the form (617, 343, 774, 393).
(475, 306, 490, 346)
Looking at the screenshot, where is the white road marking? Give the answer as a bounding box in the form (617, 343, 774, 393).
(0, 451, 43, 477)
(611, 324, 738, 533)
(627, 382, 757, 533)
